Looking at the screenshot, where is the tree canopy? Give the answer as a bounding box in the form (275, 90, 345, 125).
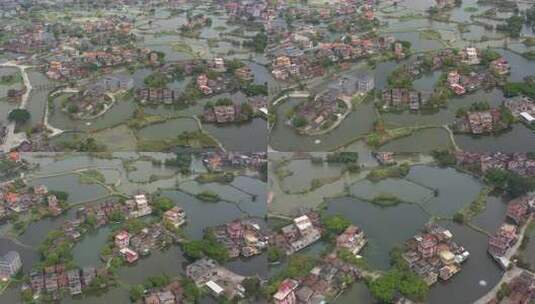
(8, 109, 31, 124)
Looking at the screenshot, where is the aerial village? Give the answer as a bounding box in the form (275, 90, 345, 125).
(267, 0, 535, 152)
(0, 151, 270, 304)
(0, 0, 270, 153)
(266, 149, 535, 304)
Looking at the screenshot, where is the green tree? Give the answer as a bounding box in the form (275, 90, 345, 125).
(267, 246, 283, 263)
(453, 212, 465, 223)
(240, 102, 254, 119)
(144, 72, 169, 88)
(181, 278, 201, 302)
(484, 168, 510, 190)
(145, 274, 171, 289)
(431, 150, 456, 167)
(242, 277, 262, 299)
(109, 210, 125, 223)
(322, 215, 351, 236)
(182, 240, 204, 260)
(129, 285, 145, 302)
(153, 197, 174, 215)
(292, 115, 308, 128)
(8, 109, 31, 124)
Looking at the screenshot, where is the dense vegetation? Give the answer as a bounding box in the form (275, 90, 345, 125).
(195, 190, 220, 202)
(484, 169, 535, 197)
(164, 153, 192, 174)
(503, 82, 535, 99)
(326, 152, 359, 163)
(144, 72, 169, 88)
(181, 231, 229, 263)
(8, 109, 31, 124)
(368, 247, 429, 303)
(496, 15, 524, 38)
(431, 150, 456, 167)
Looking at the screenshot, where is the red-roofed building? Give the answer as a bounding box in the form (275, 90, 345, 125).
(507, 200, 529, 225)
(115, 231, 130, 249)
(418, 234, 438, 259)
(227, 220, 244, 240)
(273, 279, 299, 304)
(120, 248, 139, 264)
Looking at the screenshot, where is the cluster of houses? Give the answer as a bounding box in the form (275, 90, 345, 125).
(0, 181, 63, 220)
(224, 1, 268, 23)
(45, 46, 148, 81)
(273, 253, 362, 304)
(273, 224, 368, 304)
(201, 152, 267, 172)
(136, 87, 181, 105)
(113, 222, 176, 264)
(454, 107, 506, 134)
(292, 89, 345, 131)
(504, 96, 535, 126)
(80, 16, 134, 35)
(0, 251, 22, 281)
(401, 224, 470, 286)
(0, 152, 25, 179)
(455, 151, 535, 177)
(142, 279, 185, 304)
(488, 195, 534, 268)
(487, 271, 535, 304)
(446, 69, 493, 96)
(125, 194, 153, 218)
(268, 26, 398, 82)
(135, 57, 256, 105)
(196, 73, 232, 95)
(74, 193, 153, 229)
(186, 258, 246, 300)
(271, 212, 322, 255)
(203, 103, 250, 124)
(64, 74, 132, 117)
(382, 88, 428, 111)
(28, 265, 102, 297)
(488, 222, 519, 261)
(2, 23, 56, 54)
(65, 90, 112, 119)
(212, 219, 268, 258)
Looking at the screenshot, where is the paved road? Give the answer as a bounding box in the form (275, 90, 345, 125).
(0, 61, 33, 152)
(474, 214, 534, 304)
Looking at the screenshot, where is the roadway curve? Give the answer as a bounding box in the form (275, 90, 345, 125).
(0, 61, 33, 152)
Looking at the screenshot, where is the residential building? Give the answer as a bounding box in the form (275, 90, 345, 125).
(0, 251, 22, 280)
(163, 207, 186, 228)
(417, 234, 438, 259)
(115, 231, 130, 249)
(120, 247, 139, 263)
(356, 74, 375, 93)
(273, 279, 299, 304)
(336, 225, 367, 255)
(507, 199, 529, 224)
(67, 270, 82, 295)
